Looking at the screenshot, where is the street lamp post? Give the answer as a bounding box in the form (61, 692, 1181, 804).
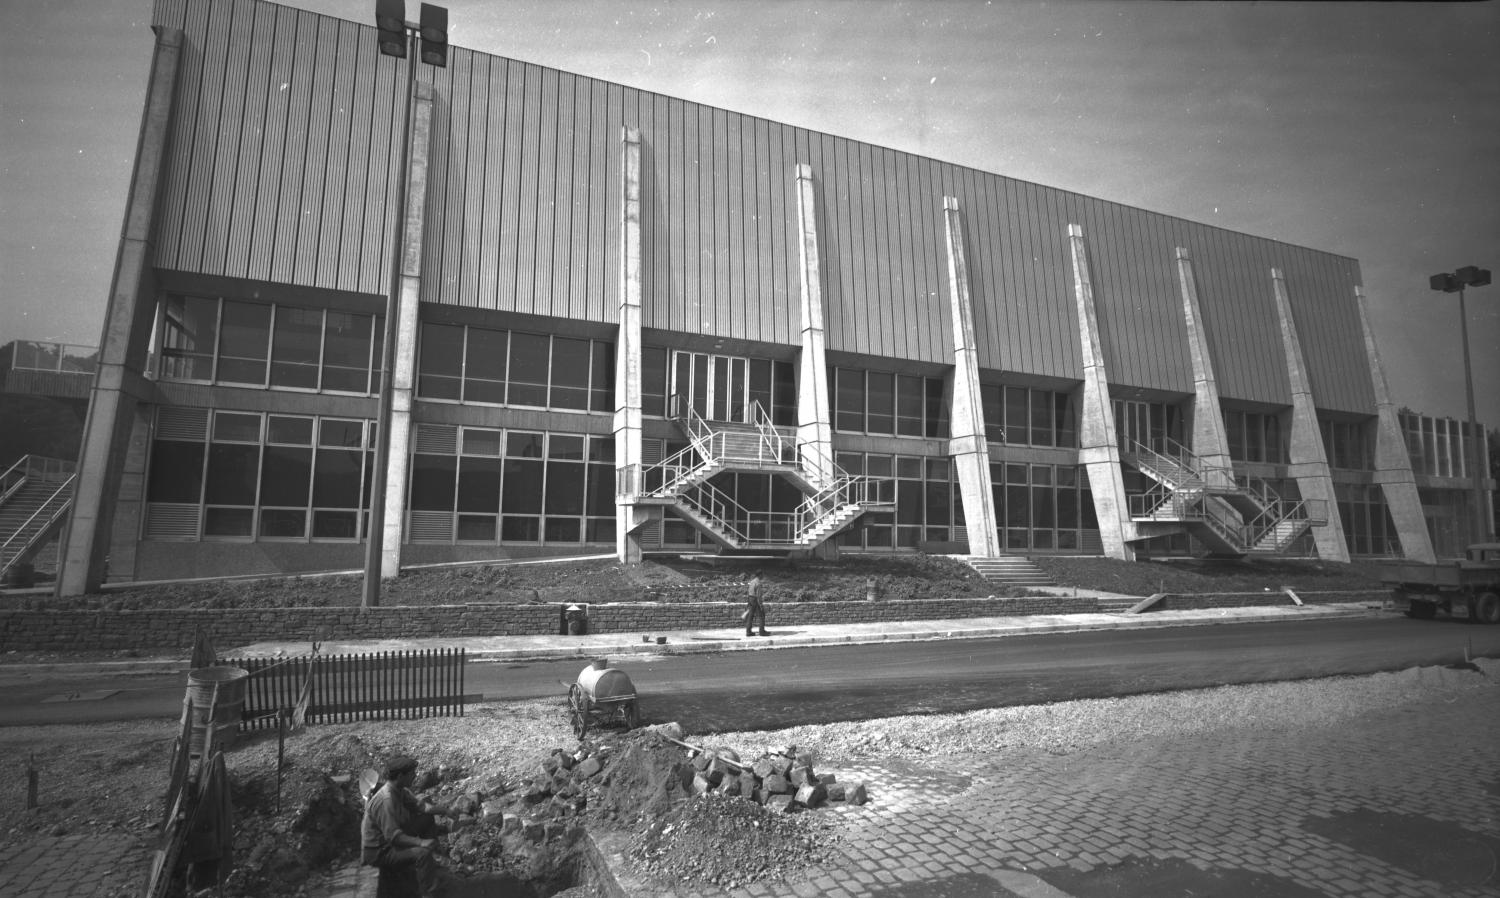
(364, 1, 447, 609)
(1429, 265, 1493, 545)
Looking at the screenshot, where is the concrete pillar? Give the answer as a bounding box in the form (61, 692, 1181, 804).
(378, 82, 435, 578)
(1356, 287, 1436, 562)
(1270, 268, 1349, 562)
(1068, 224, 1135, 561)
(793, 163, 835, 488)
(615, 127, 647, 563)
(59, 28, 183, 596)
(1175, 248, 1234, 488)
(941, 198, 1001, 557)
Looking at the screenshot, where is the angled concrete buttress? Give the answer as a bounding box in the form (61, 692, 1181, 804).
(379, 81, 434, 579)
(942, 197, 1000, 557)
(59, 27, 183, 596)
(1356, 286, 1435, 562)
(615, 127, 651, 563)
(1270, 268, 1349, 562)
(794, 163, 836, 491)
(1068, 224, 1136, 561)
(1175, 248, 1235, 487)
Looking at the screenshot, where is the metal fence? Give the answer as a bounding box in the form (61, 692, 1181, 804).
(225, 648, 468, 730)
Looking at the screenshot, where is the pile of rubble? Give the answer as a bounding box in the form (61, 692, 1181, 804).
(678, 736, 868, 812)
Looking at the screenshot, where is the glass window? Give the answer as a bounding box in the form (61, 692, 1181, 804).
(322, 312, 374, 393)
(409, 455, 456, 511)
(270, 307, 322, 389)
(260, 445, 312, 506)
(508, 332, 550, 407)
(214, 412, 261, 442)
(507, 432, 544, 458)
(502, 458, 543, 513)
(205, 443, 259, 505)
(981, 384, 1005, 443)
(160, 295, 219, 381)
(457, 515, 497, 542)
(590, 341, 614, 412)
(1054, 391, 1077, 448)
(267, 415, 313, 445)
(417, 323, 464, 400)
(1005, 387, 1029, 447)
(204, 507, 253, 537)
(313, 442, 364, 509)
(546, 461, 585, 515)
(926, 376, 948, 438)
(1030, 390, 1055, 447)
(549, 337, 592, 410)
(464, 327, 508, 404)
(896, 375, 924, 436)
(313, 510, 358, 539)
(835, 368, 864, 432)
(642, 348, 668, 417)
(587, 463, 614, 516)
(502, 516, 540, 542)
(772, 361, 797, 426)
(217, 301, 272, 385)
(457, 457, 501, 513)
(259, 508, 306, 538)
(147, 441, 205, 503)
(866, 371, 895, 434)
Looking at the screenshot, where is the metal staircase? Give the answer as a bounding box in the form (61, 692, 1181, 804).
(1, 455, 76, 581)
(621, 401, 894, 552)
(1121, 437, 1325, 557)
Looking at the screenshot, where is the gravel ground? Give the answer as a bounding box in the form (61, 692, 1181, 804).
(3, 661, 1495, 896)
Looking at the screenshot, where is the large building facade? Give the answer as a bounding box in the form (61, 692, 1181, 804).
(54, 0, 1493, 593)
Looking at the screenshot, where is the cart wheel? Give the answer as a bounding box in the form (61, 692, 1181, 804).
(623, 699, 640, 731)
(568, 685, 588, 739)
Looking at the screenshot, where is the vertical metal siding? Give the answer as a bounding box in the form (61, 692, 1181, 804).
(149, 0, 1374, 413)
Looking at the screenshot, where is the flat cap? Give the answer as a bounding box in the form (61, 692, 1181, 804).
(384, 755, 418, 778)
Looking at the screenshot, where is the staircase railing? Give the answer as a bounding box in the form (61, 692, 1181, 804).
(0, 473, 76, 575)
(1133, 489, 1246, 549)
(1246, 498, 1328, 551)
(747, 400, 789, 465)
(678, 480, 798, 546)
(1, 455, 75, 505)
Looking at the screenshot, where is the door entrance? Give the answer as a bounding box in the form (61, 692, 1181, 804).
(671, 351, 748, 424)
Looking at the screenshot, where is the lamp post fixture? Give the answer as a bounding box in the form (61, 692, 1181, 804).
(364, 1, 447, 609)
(1429, 264, 1493, 545)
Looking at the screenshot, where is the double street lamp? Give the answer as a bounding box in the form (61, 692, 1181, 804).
(1429, 264, 1493, 544)
(363, 1, 448, 608)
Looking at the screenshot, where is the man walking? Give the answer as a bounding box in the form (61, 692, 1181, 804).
(362, 755, 451, 896)
(745, 574, 769, 637)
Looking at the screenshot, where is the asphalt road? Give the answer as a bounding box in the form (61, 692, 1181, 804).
(3, 615, 1497, 729)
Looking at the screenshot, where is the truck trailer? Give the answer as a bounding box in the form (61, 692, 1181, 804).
(1380, 543, 1500, 624)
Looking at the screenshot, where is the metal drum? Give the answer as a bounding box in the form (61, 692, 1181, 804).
(567, 661, 639, 738)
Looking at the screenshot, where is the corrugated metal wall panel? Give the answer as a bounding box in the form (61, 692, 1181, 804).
(147, 0, 1373, 413)
(222, 0, 273, 281)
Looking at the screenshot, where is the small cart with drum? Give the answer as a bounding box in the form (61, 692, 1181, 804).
(567, 661, 640, 738)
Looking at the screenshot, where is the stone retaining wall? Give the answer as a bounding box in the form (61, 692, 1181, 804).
(0, 591, 1384, 654)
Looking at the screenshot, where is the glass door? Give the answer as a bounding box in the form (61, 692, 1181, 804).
(671, 351, 749, 423)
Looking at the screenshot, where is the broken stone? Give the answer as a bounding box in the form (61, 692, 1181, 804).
(691, 752, 713, 772)
(767, 795, 795, 814)
(762, 774, 792, 795)
(481, 800, 507, 821)
(789, 765, 816, 788)
(752, 758, 775, 779)
(767, 755, 792, 776)
(794, 751, 814, 769)
(794, 784, 828, 809)
(522, 819, 546, 843)
(820, 773, 837, 785)
(739, 775, 756, 800)
(500, 813, 521, 834)
(645, 722, 685, 741)
(575, 757, 603, 779)
(691, 773, 714, 795)
(825, 783, 847, 802)
(846, 782, 868, 806)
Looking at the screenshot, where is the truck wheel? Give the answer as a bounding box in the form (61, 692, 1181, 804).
(1476, 592, 1500, 625)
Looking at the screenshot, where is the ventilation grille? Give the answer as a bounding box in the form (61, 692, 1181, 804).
(156, 407, 209, 442)
(144, 503, 201, 540)
(408, 511, 453, 542)
(415, 424, 458, 455)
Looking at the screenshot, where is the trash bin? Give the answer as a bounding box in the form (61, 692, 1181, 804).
(565, 603, 589, 636)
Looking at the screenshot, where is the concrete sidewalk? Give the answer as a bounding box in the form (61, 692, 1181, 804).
(226, 600, 1384, 665)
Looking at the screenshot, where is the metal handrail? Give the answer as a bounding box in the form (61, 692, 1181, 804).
(748, 400, 788, 465)
(0, 474, 75, 573)
(1, 455, 76, 505)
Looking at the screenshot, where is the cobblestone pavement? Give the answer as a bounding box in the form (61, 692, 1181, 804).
(642, 686, 1500, 898)
(0, 834, 144, 898)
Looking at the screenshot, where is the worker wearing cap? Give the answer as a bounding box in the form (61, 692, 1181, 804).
(361, 755, 451, 896)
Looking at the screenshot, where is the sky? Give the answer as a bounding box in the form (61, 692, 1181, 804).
(3, 0, 1497, 429)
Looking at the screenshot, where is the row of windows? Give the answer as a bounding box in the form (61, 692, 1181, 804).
(1320, 418, 1374, 471)
(417, 324, 613, 413)
(1336, 483, 1398, 558)
(832, 368, 949, 438)
(159, 295, 383, 394)
(991, 462, 1098, 552)
(1225, 409, 1287, 464)
(981, 384, 1079, 448)
(408, 426, 615, 545)
(147, 411, 376, 540)
(1400, 413, 1485, 479)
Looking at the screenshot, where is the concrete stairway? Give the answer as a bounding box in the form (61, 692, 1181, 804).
(965, 556, 1055, 587)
